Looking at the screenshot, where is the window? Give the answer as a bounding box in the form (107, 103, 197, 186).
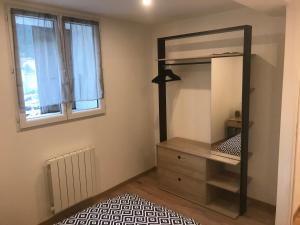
(10, 9, 104, 129)
(62, 18, 103, 117)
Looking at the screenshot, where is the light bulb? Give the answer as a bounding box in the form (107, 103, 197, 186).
(143, 0, 152, 6)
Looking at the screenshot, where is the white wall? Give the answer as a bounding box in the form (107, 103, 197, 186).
(276, 0, 300, 224)
(293, 97, 300, 215)
(0, 2, 155, 225)
(152, 7, 285, 205)
(166, 64, 212, 143)
(166, 57, 243, 145)
(211, 56, 243, 143)
(233, 0, 286, 15)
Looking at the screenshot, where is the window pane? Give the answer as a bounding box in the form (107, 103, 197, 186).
(73, 100, 99, 112)
(12, 10, 63, 119)
(63, 18, 103, 112)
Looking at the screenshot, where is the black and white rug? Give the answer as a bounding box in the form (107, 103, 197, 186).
(56, 193, 199, 225)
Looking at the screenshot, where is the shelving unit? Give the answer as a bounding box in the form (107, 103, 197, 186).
(207, 170, 240, 193)
(158, 52, 244, 61)
(157, 52, 244, 66)
(153, 25, 253, 217)
(206, 188, 240, 218)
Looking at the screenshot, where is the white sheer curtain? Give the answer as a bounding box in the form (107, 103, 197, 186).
(12, 10, 63, 113)
(12, 10, 103, 115)
(32, 25, 62, 111)
(64, 19, 103, 103)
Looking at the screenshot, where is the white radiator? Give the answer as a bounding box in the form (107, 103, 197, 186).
(47, 147, 96, 214)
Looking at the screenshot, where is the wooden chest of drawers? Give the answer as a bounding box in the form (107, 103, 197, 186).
(156, 137, 242, 219)
(158, 167, 207, 204)
(157, 146, 208, 205)
(158, 147, 207, 180)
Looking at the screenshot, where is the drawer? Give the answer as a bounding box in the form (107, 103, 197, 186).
(157, 147, 206, 180)
(158, 169, 207, 205)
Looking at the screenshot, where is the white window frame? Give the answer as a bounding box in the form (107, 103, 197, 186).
(66, 99, 106, 120)
(19, 105, 68, 129)
(6, 3, 105, 130)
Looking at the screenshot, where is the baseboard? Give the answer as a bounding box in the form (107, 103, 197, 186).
(247, 197, 276, 212)
(39, 167, 156, 225)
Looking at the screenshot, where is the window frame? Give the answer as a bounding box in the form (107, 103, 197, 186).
(19, 105, 68, 129)
(6, 3, 105, 130)
(67, 99, 106, 120)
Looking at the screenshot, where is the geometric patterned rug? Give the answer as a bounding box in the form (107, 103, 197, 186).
(55, 193, 199, 225)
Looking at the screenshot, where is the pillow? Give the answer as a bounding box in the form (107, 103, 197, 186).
(216, 133, 241, 157)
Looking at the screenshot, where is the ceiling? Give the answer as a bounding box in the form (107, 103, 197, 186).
(17, 0, 243, 24)
(234, 0, 287, 15)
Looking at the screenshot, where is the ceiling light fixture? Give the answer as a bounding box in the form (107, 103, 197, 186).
(142, 0, 152, 6)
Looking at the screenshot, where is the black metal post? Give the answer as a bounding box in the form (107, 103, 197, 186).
(240, 25, 252, 214)
(158, 38, 167, 142)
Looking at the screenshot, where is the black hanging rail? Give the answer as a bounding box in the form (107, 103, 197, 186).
(153, 52, 244, 80)
(152, 25, 252, 216)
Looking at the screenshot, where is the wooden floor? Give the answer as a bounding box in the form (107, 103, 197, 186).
(44, 169, 275, 225)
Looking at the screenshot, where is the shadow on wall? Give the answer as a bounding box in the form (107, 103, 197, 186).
(248, 48, 284, 203)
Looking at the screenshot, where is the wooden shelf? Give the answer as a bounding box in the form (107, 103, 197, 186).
(207, 170, 252, 193)
(206, 197, 239, 219)
(210, 149, 253, 162)
(158, 137, 240, 166)
(208, 153, 240, 166)
(207, 171, 240, 193)
(158, 52, 243, 62)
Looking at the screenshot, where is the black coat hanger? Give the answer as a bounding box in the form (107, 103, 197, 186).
(152, 69, 181, 84)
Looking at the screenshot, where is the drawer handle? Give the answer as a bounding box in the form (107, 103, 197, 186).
(177, 155, 181, 160)
(178, 178, 181, 182)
